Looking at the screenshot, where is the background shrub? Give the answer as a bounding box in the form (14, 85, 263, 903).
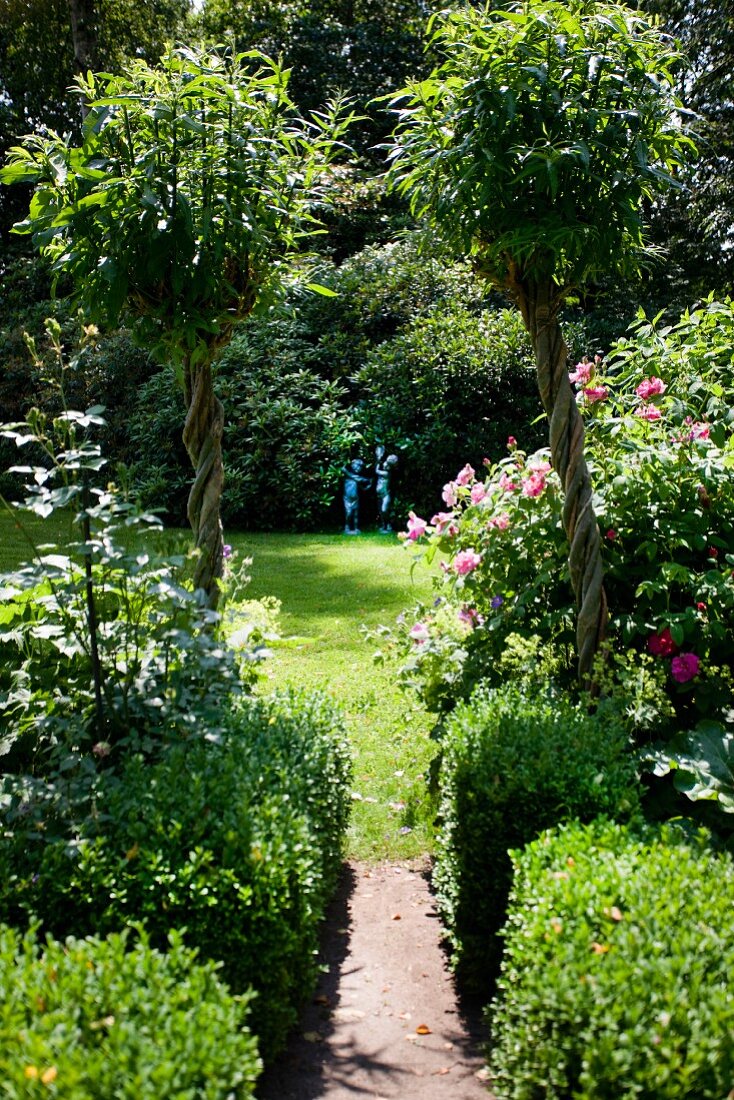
(433, 682, 641, 991)
(0, 925, 261, 1099)
(488, 818, 734, 1100)
(0, 690, 352, 1063)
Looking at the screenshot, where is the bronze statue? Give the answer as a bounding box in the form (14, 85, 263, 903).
(343, 458, 371, 534)
(375, 446, 398, 532)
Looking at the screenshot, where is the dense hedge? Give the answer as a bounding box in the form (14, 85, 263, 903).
(488, 818, 734, 1100)
(0, 690, 352, 1063)
(0, 925, 261, 1099)
(433, 682, 641, 991)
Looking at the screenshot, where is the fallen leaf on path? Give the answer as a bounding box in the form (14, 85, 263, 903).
(432, 1067, 451, 1075)
(392, 913, 401, 921)
(416, 1024, 432, 1035)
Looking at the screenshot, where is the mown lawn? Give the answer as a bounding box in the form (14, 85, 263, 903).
(230, 531, 439, 860)
(0, 511, 440, 860)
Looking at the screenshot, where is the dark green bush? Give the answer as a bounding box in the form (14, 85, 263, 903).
(0, 924, 261, 1098)
(488, 818, 734, 1100)
(0, 690, 352, 1063)
(433, 682, 641, 991)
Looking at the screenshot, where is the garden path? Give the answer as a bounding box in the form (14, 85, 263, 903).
(257, 859, 493, 1100)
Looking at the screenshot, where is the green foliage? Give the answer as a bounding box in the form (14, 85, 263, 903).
(386, 0, 695, 288)
(0, 924, 260, 1098)
(433, 682, 640, 991)
(647, 720, 734, 816)
(1, 43, 353, 367)
(0, 690, 352, 1063)
(0, 399, 239, 789)
(488, 818, 734, 1099)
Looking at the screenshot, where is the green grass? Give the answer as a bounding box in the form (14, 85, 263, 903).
(0, 510, 440, 860)
(230, 531, 439, 860)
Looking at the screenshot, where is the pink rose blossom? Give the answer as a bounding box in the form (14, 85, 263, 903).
(507, 436, 517, 449)
(569, 360, 593, 385)
(648, 628, 679, 658)
(406, 511, 428, 541)
(455, 463, 475, 487)
(458, 606, 484, 626)
(635, 376, 666, 400)
(522, 472, 546, 498)
(498, 473, 516, 493)
(583, 386, 609, 404)
(431, 511, 456, 535)
(636, 404, 662, 421)
(606, 529, 617, 541)
(442, 482, 458, 507)
(410, 622, 430, 644)
(489, 513, 510, 531)
(470, 482, 488, 505)
(689, 422, 710, 441)
(453, 549, 482, 576)
(671, 652, 700, 683)
(530, 459, 552, 475)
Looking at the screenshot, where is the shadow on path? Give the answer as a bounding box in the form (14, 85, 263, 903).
(257, 860, 492, 1100)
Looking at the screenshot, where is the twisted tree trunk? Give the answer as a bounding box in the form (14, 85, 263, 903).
(522, 277, 608, 684)
(182, 356, 225, 608)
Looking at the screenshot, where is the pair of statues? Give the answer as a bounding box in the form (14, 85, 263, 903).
(343, 446, 398, 535)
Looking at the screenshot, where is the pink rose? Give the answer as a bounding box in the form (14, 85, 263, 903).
(636, 404, 662, 421)
(455, 463, 475, 487)
(529, 459, 552, 475)
(689, 422, 710, 441)
(431, 511, 456, 535)
(635, 376, 666, 400)
(458, 606, 484, 626)
(671, 652, 700, 683)
(606, 529, 617, 541)
(453, 549, 482, 576)
(569, 360, 593, 385)
(522, 472, 546, 498)
(406, 511, 428, 541)
(442, 482, 458, 508)
(498, 472, 516, 493)
(507, 436, 517, 449)
(470, 482, 488, 505)
(489, 513, 510, 531)
(583, 386, 608, 404)
(410, 622, 430, 644)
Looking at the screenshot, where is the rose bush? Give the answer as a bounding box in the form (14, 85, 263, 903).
(388, 300, 734, 751)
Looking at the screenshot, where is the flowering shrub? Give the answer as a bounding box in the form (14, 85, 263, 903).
(390, 299, 734, 743)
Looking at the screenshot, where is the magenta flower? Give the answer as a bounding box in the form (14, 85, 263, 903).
(455, 463, 475, 487)
(671, 652, 700, 683)
(606, 529, 617, 541)
(635, 376, 666, 400)
(410, 622, 430, 644)
(453, 549, 482, 576)
(507, 436, 517, 449)
(522, 472, 546, 498)
(442, 482, 458, 507)
(636, 404, 662, 421)
(489, 512, 510, 531)
(689, 422, 710, 441)
(583, 386, 608, 404)
(470, 482, 488, 505)
(406, 511, 428, 541)
(431, 511, 457, 535)
(569, 360, 593, 385)
(498, 472, 516, 493)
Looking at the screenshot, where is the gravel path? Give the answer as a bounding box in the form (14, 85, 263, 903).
(258, 859, 493, 1100)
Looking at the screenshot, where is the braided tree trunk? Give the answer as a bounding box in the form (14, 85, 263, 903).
(523, 277, 608, 684)
(182, 357, 225, 608)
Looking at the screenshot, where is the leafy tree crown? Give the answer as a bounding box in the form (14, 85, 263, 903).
(1, 44, 352, 367)
(385, 0, 696, 290)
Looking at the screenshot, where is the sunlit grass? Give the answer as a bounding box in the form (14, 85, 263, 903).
(230, 532, 439, 860)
